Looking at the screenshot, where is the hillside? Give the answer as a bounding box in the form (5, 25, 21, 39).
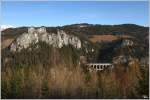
(88, 34, 132, 43)
(2, 23, 148, 59)
(1, 23, 149, 99)
(2, 23, 148, 43)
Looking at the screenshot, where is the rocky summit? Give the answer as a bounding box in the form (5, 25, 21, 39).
(10, 27, 82, 52)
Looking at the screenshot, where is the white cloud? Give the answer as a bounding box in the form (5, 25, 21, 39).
(0, 25, 14, 31)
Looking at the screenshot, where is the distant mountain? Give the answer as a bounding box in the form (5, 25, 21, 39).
(1, 23, 148, 68)
(0, 25, 14, 31)
(2, 23, 148, 51)
(2, 23, 148, 41)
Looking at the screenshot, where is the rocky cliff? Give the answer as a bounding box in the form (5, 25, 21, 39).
(10, 27, 82, 52)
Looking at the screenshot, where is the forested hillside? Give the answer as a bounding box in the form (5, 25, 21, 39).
(1, 23, 149, 99)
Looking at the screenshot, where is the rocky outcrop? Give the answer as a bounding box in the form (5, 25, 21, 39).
(113, 55, 133, 65)
(10, 27, 81, 52)
(122, 39, 133, 46)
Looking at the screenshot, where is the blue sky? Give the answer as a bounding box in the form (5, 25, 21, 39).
(1, 1, 149, 27)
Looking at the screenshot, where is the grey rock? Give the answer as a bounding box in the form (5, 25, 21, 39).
(10, 27, 82, 52)
(122, 39, 133, 46)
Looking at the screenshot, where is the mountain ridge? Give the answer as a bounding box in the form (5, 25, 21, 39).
(1, 23, 148, 65)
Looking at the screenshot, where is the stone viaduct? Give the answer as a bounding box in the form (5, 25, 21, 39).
(86, 63, 114, 71)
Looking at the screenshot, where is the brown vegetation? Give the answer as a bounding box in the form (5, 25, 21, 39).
(89, 35, 132, 43)
(1, 38, 14, 49)
(2, 58, 145, 99)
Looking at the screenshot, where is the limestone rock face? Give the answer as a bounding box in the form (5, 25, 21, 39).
(10, 27, 82, 52)
(122, 39, 133, 46)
